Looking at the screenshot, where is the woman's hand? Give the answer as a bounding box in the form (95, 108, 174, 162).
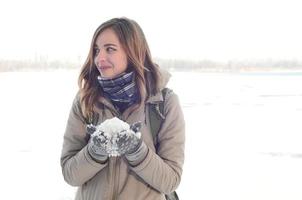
(116, 122, 148, 166)
(87, 127, 109, 163)
(116, 122, 142, 155)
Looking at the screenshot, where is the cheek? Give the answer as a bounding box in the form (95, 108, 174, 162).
(94, 56, 98, 66)
(113, 55, 128, 71)
(121, 59, 128, 70)
(121, 55, 128, 69)
(93, 58, 99, 71)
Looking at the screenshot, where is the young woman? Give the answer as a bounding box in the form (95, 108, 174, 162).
(60, 17, 185, 200)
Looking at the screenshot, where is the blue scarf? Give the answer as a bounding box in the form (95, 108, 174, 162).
(97, 71, 139, 112)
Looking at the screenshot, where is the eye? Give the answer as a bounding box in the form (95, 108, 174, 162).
(106, 47, 116, 53)
(93, 48, 100, 56)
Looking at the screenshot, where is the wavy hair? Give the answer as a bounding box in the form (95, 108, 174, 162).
(78, 17, 161, 120)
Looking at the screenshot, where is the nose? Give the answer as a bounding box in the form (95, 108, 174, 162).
(95, 49, 106, 64)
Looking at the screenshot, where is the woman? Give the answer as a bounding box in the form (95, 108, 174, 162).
(60, 17, 185, 200)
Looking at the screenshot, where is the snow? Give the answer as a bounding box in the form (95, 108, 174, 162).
(94, 117, 130, 136)
(0, 70, 302, 200)
(90, 117, 140, 157)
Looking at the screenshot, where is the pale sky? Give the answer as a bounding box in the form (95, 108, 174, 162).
(0, 0, 301, 62)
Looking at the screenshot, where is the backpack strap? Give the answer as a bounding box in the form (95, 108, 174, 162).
(165, 192, 179, 200)
(148, 88, 180, 200)
(148, 88, 172, 145)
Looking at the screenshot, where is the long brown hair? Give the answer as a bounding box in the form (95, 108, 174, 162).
(78, 17, 161, 120)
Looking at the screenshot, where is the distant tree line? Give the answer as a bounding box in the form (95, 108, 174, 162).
(1, 57, 302, 72)
(0, 59, 80, 72)
(154, 58, 302, 72)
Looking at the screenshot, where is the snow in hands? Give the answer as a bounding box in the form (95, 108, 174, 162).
(88, 117, 141, 157)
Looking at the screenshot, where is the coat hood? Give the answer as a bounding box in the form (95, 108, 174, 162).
(146, 67, 171, 103)
(157, 67, 171, 90)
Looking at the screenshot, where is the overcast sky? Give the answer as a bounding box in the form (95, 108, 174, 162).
(1, 0, 301, 62)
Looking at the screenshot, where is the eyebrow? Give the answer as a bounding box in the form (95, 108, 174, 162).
(94, 43, 118, 48)
(104, 43, 117, 47)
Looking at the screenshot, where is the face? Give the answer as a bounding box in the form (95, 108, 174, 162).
(94, 28, 128, 78)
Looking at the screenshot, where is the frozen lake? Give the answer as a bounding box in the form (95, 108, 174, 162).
(0, 70, 302, 199)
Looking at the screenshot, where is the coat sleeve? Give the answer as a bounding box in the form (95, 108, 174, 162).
(60, 93, 107, 186)
(129, 92, 185, 194)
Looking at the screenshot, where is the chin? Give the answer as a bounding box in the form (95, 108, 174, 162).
(100, 73, 114, 79)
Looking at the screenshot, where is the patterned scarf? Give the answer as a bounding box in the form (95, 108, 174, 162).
(97, 71, 139, 112)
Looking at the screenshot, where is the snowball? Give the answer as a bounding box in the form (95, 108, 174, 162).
(97, 117, 130, 136)
(90, 117, 140, 157)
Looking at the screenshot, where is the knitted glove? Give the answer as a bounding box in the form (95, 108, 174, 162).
(116, 122, 142, 154)
(116, 122, 148, 166)
(86, 124, 97, 135)
(87, 124, 109, 163)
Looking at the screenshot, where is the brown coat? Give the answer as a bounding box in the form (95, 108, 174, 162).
(60, 70, 185, 200)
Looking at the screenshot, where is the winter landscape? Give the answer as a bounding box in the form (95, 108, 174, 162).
(1, 0, 302, 198)
(0, 69, 302, 199)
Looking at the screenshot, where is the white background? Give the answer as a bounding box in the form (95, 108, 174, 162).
(0, 0, 301, 62)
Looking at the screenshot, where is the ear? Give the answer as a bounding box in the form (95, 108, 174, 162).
(130, 121, 142, 133)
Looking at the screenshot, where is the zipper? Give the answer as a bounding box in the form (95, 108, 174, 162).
(111, 157, 120, 200)
(109, 108, 122, 200)
(109, 158, 116, 200)
(105, 104, 123, 200)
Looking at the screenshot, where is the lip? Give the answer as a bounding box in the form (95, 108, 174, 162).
(98, 65, 112, 70)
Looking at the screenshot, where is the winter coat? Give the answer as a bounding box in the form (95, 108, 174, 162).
(60, 69, 185, 200)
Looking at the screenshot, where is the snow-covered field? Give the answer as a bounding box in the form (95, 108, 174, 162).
(0, 70, 302, 200)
